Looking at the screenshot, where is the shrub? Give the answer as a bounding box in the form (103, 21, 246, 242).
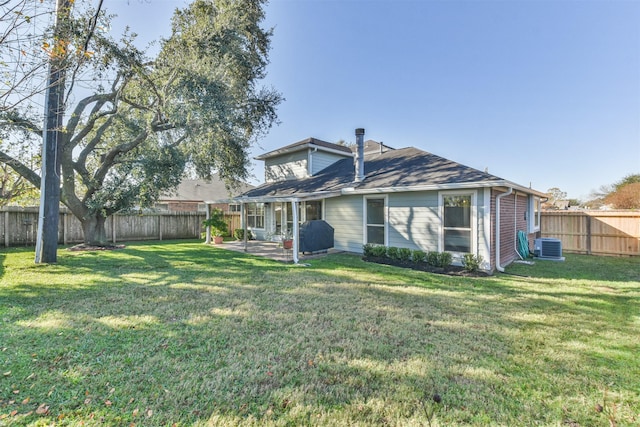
(437, 251, 453, 268)
(426, 251, 440, 267)
(233, 228, 253, 240)
(387, 246, 400, 261)
(397, 248, 412, 262)
(371, 245, 387, 257)
(412, 250, 426, 263)
(462, 253, 484, 272)
(202, 208, 228, 237)
(363, 244, 375, 257)
(364, 244, 387, 258)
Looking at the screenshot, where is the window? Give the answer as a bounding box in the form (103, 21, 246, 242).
(529, 196, 541, 232)
(365, 197, 386, 245)
(305, 201, 322, 221)
(285, 202, 302, 232)
(247, 203, 265, 229)
(442, 193, 473, 253)
(228, 203, 241, 213)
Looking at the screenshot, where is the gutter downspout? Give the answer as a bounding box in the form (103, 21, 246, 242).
(495, 187, 513, 272)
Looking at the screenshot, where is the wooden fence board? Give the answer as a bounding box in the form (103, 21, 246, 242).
(541, 211, 639, 256)
(0, 207, 224, 247)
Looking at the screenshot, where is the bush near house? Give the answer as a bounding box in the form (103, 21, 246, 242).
(362, 245, 471, 276)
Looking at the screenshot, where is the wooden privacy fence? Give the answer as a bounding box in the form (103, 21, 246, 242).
(1, 207, 243, 247)
(541, 211, 640, 256)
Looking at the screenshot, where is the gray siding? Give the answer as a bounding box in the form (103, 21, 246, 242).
(387, 191, 440, 251)
(310, 151, 350, 175)
(264, 150, 309, 182)
(323, 189, 490, 260)
(325, 195, 363, 253)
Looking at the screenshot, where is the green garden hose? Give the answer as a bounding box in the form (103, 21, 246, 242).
(517, 230, 530, 259)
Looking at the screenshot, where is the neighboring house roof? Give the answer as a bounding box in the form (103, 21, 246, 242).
(353, 139, 395, 156)
(240, 144, 546, 201)
(161, 176, 253, 203)
(255, 137, 353, 160)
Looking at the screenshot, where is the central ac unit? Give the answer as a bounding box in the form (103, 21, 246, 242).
(533, 238, 564, 260)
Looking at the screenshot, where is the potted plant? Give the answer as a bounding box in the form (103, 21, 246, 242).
(202, 208, 228, 244)
(281, 229, 293, 249)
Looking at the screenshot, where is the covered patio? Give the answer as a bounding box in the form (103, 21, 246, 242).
(219, 240, 336, 263)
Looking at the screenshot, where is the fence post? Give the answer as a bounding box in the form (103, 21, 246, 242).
(586, 214, 591, 255)
(112, 215, 117, 243)
(159, 215, 163, 241)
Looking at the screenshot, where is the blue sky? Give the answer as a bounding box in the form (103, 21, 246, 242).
(113, 0, 640, 200)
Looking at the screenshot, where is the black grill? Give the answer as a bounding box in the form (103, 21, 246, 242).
(299, 220, 334, 253)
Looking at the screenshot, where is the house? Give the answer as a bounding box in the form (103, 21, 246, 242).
(158, 175, 253, 213)
(232, 129, 546, 272)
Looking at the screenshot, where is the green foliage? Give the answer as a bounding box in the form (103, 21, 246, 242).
(397, 247, 412, 262)
(0, 0, 281, 244)
(412, 250, 426, 263)
(233, 228, 253, 240)
(387, 246, 400, 261)
(437, 252, 453, 268)
(370, 244, 387, 257)
(202, 208, 228, 237)
(426, 251, 440, 267)
(462, 253, 484, 272)
(363, 243, 376, 257)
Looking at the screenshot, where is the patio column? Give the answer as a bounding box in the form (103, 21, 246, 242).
(292, 200, 299, 264)
(241, 202, 247, 252)
(204, 203, 211, 244)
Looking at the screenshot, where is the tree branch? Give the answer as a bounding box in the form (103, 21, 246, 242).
(0, 150, 41, 189)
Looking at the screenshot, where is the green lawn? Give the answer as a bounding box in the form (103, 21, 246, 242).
(1, 241, 638, 426)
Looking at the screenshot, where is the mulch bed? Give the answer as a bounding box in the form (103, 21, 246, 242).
(68, 244, 126, 251)
(362, 256, 491, 277)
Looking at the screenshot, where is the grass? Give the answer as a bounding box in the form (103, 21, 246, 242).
(0, 241, 638, 426)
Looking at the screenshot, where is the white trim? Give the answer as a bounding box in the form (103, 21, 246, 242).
(363, 195, 388, 246)
(528, 195, 541, 233)
(438, 190, 478, 261)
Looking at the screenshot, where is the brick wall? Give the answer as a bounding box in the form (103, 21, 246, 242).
(491, 189, 539, 271)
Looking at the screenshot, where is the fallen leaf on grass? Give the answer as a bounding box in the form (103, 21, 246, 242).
(2, 371, 10, 377)
(35, 404, 49, 415)
(104, 400, 112, 407)
(10, 410, 18, 416)
(84, 398, 91, 405)
(146, 409, 153, 418)
(12, 390, 19, 394)
(21, 397, 30, 405)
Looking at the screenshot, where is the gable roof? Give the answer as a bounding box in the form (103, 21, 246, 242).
(255, 137, 352, 160)
(239, 144, 546, 201)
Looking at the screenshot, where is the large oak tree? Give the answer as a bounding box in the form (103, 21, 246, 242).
(0, 0, 281, 244)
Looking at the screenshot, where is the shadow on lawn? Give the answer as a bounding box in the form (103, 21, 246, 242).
(1, 243, 638, 426)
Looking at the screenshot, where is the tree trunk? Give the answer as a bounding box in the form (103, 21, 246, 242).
(81, 214, 109, 246)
